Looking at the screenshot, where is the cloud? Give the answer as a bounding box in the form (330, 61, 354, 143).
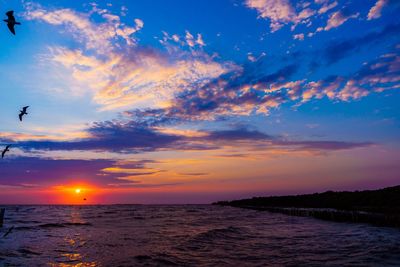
(318, 1, 338, 14)
(0, 157, 116, 186)
(293, 33, 305, 41)
(24, 3, 235, 111)
(160, 63, 300, 118)
(52, 47, 234, 110)
(302, 50, 400, 102)
(13, 119, 375, 158)
(179, 172, 208, 176)
(273, 140, 374, 151)
(0, 157, 177, 188)
(185, 31, 205, 47)
(15, 123, 272, 153)
(23, 1, 398, 125)
(322, 23, 400, 64)
(354, 52, 400, 92)
(336, 80, 369, 101)
(17, 120, 182, 152)
(367, 0, 388, 20)
(24, 2, 143, 53)
(247, 52, 266, 62)
(245, 0, 297, 32)
(118, 43, 398, 120)
(204, 128, 272, 141)
(244, 0, 353, 33)
(297, 8, 316, 20)
(107, 182, 180, 188)
(12, 2, 396, 161)
(324, 10, 359, 31)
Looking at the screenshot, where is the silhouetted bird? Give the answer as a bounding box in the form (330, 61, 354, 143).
(19, 106, 29, 121)
(1, 145, 11, 158)
(83, 198, 87, 201)
(3, 11, 20, 35)
(3, 226, 14, 238)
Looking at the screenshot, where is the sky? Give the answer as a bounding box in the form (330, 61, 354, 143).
(0, 0, 399, 204)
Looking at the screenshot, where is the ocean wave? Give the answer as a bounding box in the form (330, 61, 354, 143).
(18, 248, 42, 256)
(14, 222, 92, 231)
(190, 226, 246, 242)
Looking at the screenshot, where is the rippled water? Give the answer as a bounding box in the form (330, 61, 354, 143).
(0, 205, 399, 266)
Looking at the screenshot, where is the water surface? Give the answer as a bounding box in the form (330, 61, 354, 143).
(0, 205, 399, 266)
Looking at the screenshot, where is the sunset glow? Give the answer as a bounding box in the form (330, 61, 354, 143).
(0, 1, 399, 266)
(0, 0, 398, 204)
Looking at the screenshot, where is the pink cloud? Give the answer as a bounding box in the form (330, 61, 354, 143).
(23, 2, 144, 53)
(324, 10, 359, 31)
(367, 0, 388, 20)
(245, 0, 297, 32)
(318, 1, 338, 14)
(336, 80, 369, 101)
(23, 4, 235, 111)
(293, 33, 305, 41)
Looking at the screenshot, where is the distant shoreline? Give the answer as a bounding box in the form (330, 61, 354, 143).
(213, 185, 400, 228)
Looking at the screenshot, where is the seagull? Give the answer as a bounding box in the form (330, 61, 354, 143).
(3, 226, 14, 238)
(19, 106, 29, 121)
(3, 11, 21, 35)
(1, 145, 11, 158)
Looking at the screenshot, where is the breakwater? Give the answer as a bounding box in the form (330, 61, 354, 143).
(226, 205, 400, 228)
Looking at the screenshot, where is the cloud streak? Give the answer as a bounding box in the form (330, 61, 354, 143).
(323, 10, 359, 31)
(368, 0, 388, 20)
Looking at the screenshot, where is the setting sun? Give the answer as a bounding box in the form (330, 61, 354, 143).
(75, 188, 81, 194)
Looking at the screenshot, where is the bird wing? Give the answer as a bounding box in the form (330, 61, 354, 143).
(19, 113, 23, 121)
(6, 145, 10, 150)
(7, 24, 15, 35)
(1, 150, 5, 158)
(3, 226, 14, 238)
(23, 106, 29, 111)
(6, 11, 14, 18)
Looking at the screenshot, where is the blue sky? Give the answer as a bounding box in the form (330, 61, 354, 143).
(0, 0, 399, 203)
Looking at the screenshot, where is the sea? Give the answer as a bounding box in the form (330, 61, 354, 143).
(0, 205, 399, 266)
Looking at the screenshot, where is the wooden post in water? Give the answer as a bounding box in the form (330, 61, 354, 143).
(0, 208, 5, 227)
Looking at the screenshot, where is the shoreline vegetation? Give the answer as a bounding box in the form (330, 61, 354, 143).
(213, 185, 400, 228)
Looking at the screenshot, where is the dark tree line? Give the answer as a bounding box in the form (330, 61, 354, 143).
(214, 185, 400, 214)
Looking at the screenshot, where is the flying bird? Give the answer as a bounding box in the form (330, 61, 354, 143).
(1, 145, 11, 158)
(19, 106, 29, 121)
(3, 226, 14, 238)
(3, 11, 21, 35)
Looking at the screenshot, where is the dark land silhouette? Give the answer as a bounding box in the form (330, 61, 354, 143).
(214, 185, 400, 228)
